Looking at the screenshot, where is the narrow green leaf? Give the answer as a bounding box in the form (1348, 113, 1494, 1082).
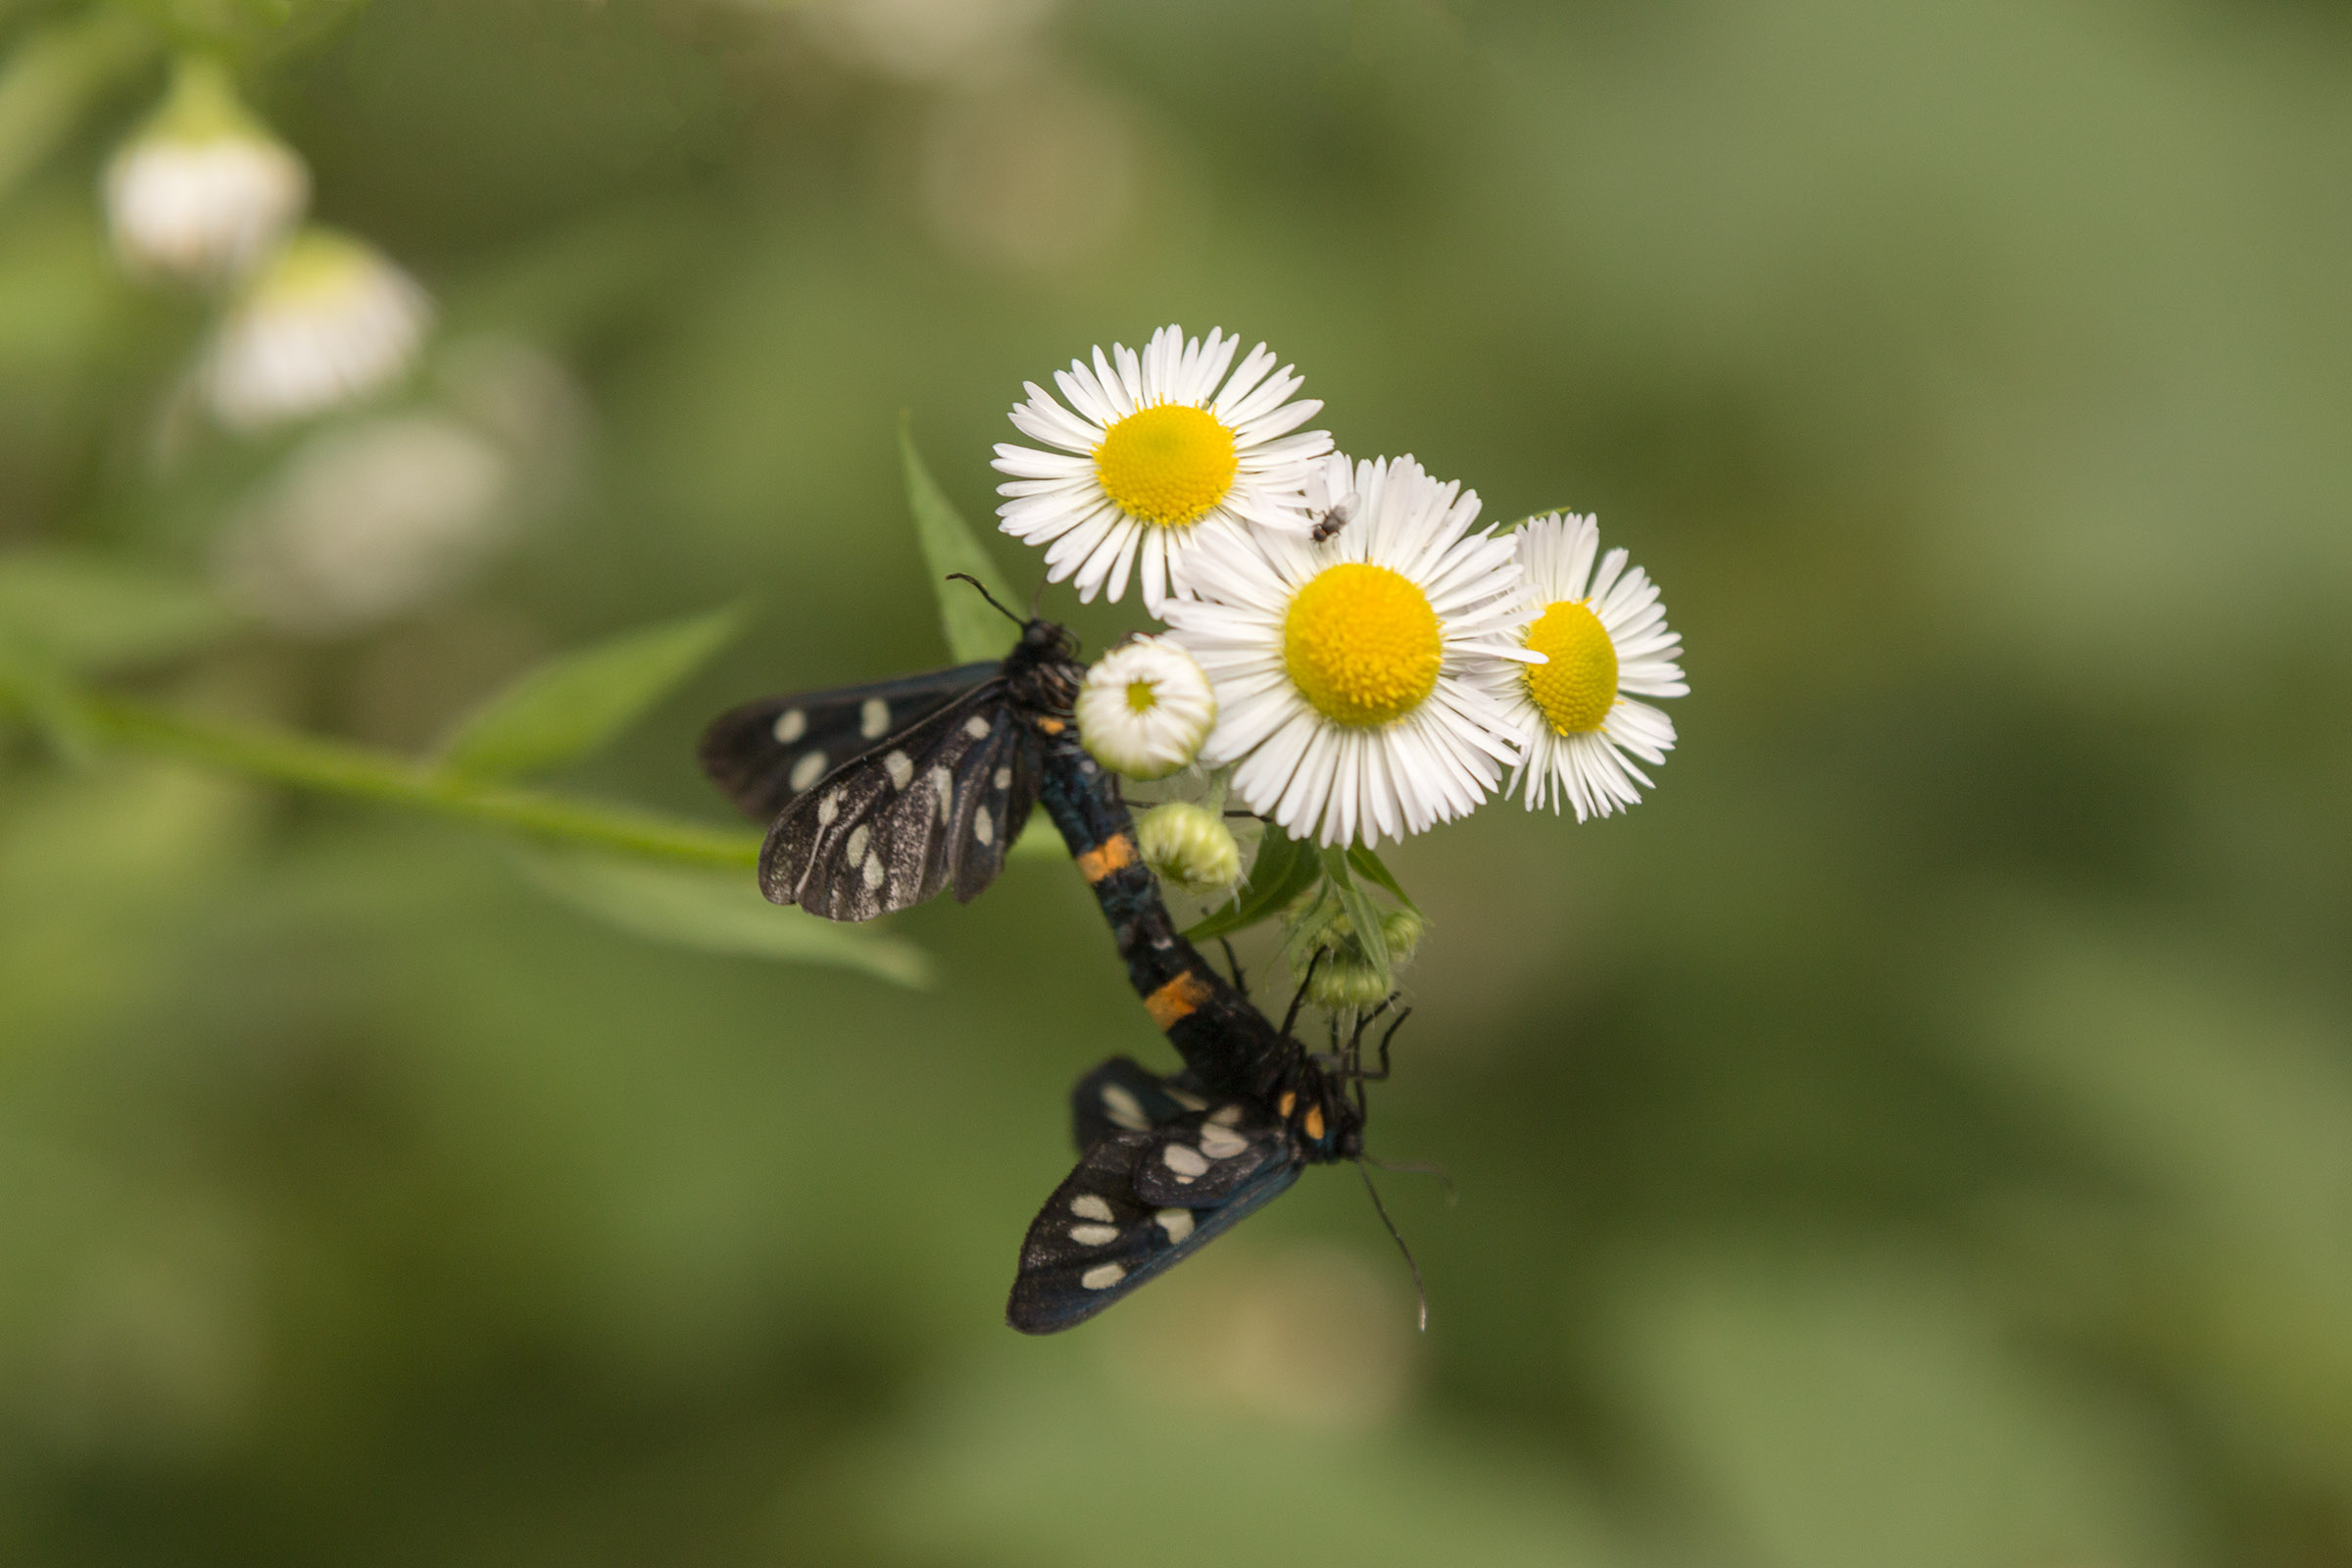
(1346, 844, 1420, 912)
(518, 850, 934, 988)
(901, 415, 1021, 663)
(440, 602, 744, 779)
(1321, 846, 1392, 976)
(1185, 823, 1317, 942)
(0, 549, 238, 672)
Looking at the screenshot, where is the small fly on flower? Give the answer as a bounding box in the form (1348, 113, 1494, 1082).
(1308, 490, 1359, 543)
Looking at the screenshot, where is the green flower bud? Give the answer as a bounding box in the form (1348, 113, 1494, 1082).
(1135, 802, 1242, 898)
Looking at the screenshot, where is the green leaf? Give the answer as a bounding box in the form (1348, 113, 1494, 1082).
(0, 626, 96, 765)
(1321, 846, 1392, 977)
(1346, 843, 1420, 911)
(0, 549, 239, 672)
(901, 415, 1021, 663)
(1185, 822, 1318, 942)
(439, 603, 744, 779)
(517, 849, 934, 988)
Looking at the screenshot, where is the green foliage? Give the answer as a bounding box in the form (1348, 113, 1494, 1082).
(438, 602, 744, 779)
(0, 549, 239, 672)
(518, 848, 932, 988)
(903, 416, 1021, 663)
(1183, 820, 1318, 943)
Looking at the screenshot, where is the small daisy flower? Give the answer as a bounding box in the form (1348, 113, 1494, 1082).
(104, 56, 309, 283)
(993, 324, 1331, 613)
(1495, 513, 1687, 820)
(204, 227, 432, 431)
(1074, 634, 1216, 781)
(1161, 454, 1536, 848)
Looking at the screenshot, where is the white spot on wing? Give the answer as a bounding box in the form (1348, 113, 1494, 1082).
(1080, 1262, 1126, 1291)
(1166, 1088, 1207, 1111)
(1068, 1223, 1119, 1247)
(974, 806, 993, 846)
(816, 792, 840, 827)
(1070, 1195, 1114, 1222)
(1198, 1124, 1249, 1160)
(1207, 1104, 1244, 1127)
(1155, 1209, 1195, 1244)
(1161, 1144, 1209, 1180)
(861, 851, 884, 890)
(844, 824, 869, 865)
(929, 766, 954, 823)
(859, 698, 890, 739)
(883, 750, 912, 790)
(1101, 1085, 1148, 1131)
(772, 709, 807, 744)
(994, 766, 1012, 789)
(964, 714, 992, 740)
(789, 752, 826, 792)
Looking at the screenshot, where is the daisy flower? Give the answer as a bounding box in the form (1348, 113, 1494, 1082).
(993, 324, 1330, 613)
(1495, 513, 1687, 820)
(1073, 635, 1216, 781)
(1161, 454, 1536, 848)
(105, 57, 308, 284)
(204, 227, 432, 430)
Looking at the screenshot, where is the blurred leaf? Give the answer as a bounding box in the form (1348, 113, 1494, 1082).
(517, 849, 933, 988)
(1321, 846, 1391, 976)
(0, 625, 95, 764)
(0, 9, 154, 202)
(0, 549, 239, 672)
(901, 416, 1020, 663)
(1346, 844, 1419, 913)
(439, 602, 744, 779)
(1008, 808, 1062, 859)
(1185, 822, 1316, 942)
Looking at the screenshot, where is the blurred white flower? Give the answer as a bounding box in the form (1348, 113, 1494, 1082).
(204, 228, 432, 431)
(103, 56, 308, 284)
(1075, 634, 1215, 781)
(1492, 513, 1688, 821)
(791, 0, 1056, 81)
(920, 64, 1139, 275)
(212, 414, 517, 637)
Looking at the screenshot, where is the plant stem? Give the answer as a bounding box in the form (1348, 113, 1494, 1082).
(77, 693, 763, 869)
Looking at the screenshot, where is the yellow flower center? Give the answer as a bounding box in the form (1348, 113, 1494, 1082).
(1125, 678, 1158, 712)
(1283, 564, 1443, 728)
(1094, 404, 1238, 527)
(1521, 600, 1618, 734)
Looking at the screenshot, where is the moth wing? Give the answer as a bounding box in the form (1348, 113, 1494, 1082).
(699, 662, 999, 822)
(1066, 1056, 1209, 1152)
(942, 707, 1040, 905)
(1130, 1102, 1296, 1207)
(1005, 1124, 1299, 1336)
(759, 687, 1017, 920)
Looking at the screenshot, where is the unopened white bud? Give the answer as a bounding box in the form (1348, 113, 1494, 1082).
(204, 227, 432, 431)
(1075, 634, 1215, 781)
(1135, 802, 1243, 898)
(104, 57, 308, 283)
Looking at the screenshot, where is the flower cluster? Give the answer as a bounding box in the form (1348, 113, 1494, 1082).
(996, 325, 1687, 856)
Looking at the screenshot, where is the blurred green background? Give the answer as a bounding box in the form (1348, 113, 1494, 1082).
(4, 0, 2351, 1562)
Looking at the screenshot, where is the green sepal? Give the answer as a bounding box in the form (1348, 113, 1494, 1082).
(1346, 843, 1420, 914)
(1319, 845, 1392, 978)
(901, 415, 1021, 663)
(438, 602, 745, 779)
(1184, 821, 1318, 943)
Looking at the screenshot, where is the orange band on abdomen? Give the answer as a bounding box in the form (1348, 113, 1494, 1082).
(1144, 971, 1214, 1029)
(1074, 833, 1137, 884)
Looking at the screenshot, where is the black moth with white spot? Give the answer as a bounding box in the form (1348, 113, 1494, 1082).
(703, 602, 1412, 1332)
(699, 620, 1084, 921)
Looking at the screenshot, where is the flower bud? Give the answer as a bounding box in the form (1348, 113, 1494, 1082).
(1380, 906, 1427, 965)
(1135, 802, 1242, 898)
(1075, 635, 1215, 781)
(1305, 950, 1392, 1010)
(105, 56, 308, 283)
(205, 227, 432, 430)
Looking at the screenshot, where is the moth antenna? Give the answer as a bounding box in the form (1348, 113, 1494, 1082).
(1356, 1160, 1428, 1333)
(1028, 577, 1047, 618)
(1364, 1153, 1456, 1206)
(1280, 949, 1324, 1039)
(945, 572, 1025, 627)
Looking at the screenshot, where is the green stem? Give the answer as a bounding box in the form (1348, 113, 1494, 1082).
(77, 693, 763, 869)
